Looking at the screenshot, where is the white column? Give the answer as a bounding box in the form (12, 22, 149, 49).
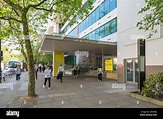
(53, 51, 55, 76)
(102, 48, 104, 70)
(54, 22, 59, 33)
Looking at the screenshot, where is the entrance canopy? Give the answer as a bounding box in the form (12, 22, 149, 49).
(39, 34, 117, 56)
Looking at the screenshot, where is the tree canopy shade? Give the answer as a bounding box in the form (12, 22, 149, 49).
(0, 0, 94, 97)
(136, 0, 163, 39)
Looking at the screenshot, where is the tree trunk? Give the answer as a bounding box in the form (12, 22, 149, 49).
(22, 11, 36, 97)
(20, 44, 27, 63)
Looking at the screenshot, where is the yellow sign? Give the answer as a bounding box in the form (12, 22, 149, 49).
(105, 59, 113, 71)
(54, 52, 64, 76)
(55, 52, 64, 62)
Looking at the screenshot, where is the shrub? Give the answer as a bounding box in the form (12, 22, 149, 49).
(141, 72, 163, 99)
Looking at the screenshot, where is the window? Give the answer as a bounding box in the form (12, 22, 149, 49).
(104, 0, 110, 14)
(105, 22, 111, 36)
(110, 0, 116, 12)
(63, 0, 117, 34)
(82, 17, 117, 40)
(91, 31, 96, 40)
(95, 7, 100, 21)
(99, 3, 105, 19)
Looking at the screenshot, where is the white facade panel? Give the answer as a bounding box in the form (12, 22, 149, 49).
(146, 38, 163, 65)
(117, 0, 161, 66)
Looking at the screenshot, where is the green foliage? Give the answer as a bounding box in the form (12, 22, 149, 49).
(2, 46, 17, 66)
(33, 42, 52, 64)
(141, 72, 163, 99)
(136, 0, 163, 39)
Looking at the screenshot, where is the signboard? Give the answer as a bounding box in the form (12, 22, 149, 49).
(54, 52, 64, 76)
(55, 52, 64, 62)
(105, 59, 113, 71)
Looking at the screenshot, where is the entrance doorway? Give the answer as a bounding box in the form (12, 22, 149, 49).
(125, 59, 138, 83)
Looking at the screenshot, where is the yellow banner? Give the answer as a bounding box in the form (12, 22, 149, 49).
(55, 52, 64, 63)
(105, 59, 113, 71)
(54, 52, 64, 76)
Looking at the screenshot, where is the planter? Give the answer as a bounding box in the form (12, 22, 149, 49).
(129, 92, 163, 107)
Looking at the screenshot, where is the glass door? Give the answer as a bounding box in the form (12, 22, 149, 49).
(135, 59, 138, 82)
(126, 60, 133, 82)
(126, 59, 138, 83)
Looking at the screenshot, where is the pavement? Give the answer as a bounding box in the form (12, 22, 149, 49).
(0, 71, 162, 108)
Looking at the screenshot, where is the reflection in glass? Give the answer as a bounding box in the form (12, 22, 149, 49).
(64, 0, 117, 34)
(127, 60, 133, 82)
(135, 59, 138, 82)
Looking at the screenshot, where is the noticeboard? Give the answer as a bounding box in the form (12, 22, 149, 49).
(105, 59, 113, 71)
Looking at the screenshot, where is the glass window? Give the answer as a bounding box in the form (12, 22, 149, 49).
(68, 27, 77, 37)
(84, 35, 89, 40)
(91, 31, 96, 40)
(105, 22, 110, 36)
(95, 7, 100, 21)
(110, 0, 116, 11)
(88, 14, 92, 27)
(82, 17, 117, 40)
(95, 28, 99, 40)
(99, 25, 105, 38)
(110, 18, 117, 34)
(79, 23, 82, 33)
(92, 11, 96, 24)
(85, 17, 89, 29)
(104, 0, 110, 14)
(99, 3, 105, 19)
(82, 20, 85, 31)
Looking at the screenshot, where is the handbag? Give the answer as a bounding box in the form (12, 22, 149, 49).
(56, 73, 60, 79)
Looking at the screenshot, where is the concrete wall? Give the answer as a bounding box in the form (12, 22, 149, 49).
(117, 0, 163, 82)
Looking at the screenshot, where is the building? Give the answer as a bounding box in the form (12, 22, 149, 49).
(117, 0, 163, 83)
(39, 0, 163, 83)
(40, 0, 117, 76)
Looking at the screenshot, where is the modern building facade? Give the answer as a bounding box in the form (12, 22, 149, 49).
(40, 0, 163, 83)
(40, 0, 118, 76)
(61, 0, 117, 70)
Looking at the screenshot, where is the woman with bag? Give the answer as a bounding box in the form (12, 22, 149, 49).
(58, 64, 64, 83)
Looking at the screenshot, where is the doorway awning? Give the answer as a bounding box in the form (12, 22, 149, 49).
(39, 34, 117, 56)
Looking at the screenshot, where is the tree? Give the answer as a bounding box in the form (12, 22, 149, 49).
(0, 0, 93, 97)
(136, 0, 163, 39)
(33, 41, 53, 65)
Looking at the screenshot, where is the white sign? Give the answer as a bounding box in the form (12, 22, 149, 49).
(75, 50, 89, 57)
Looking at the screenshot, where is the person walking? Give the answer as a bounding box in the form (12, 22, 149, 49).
(2, 70, 5, 81)
(77, 64, 80, 76)
(97, 67, 103, 82)
(43, 66, 51, 89)
(58, 64, 64, 82)
(73, 65, 77, 77)
(15, 67, 21, 80)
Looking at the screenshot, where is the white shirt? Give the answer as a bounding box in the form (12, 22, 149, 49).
(58, 66, 64, 73)
(44, 69, 51, 78)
